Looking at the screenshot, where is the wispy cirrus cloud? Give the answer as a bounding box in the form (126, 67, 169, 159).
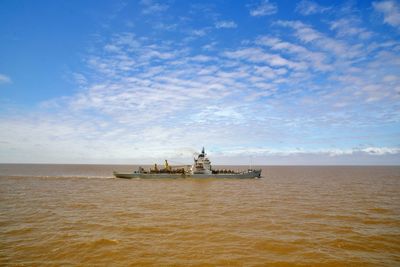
(275, 20, 364, 60)
(249, 0, 277, 17)
(191, 28, 208, 37)
(215, 20, 237, 29)
(37, 24, 400, 143)
(373, 0, 400, 29)
(140, 0, 169, 15)
(0, 74, 11, 84)
(224, 47, 307, 70)
(330, 17, 373, 39)
(296, 0, 331, 15)
(255, 36, 331, 72)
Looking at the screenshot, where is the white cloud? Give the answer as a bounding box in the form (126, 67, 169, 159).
(219, 147, 400, 157)
(72, 72, 87, 86)
(373, 0, 400, 29)
(0, 74, 11, 84)
(190, 55, 213, 62)
(215, 20, 237, 29)
(360, 147, 400, 155)
(276, 20, 362, 59)
(256, 36, 331, 71)
(224, 47, 307, 70)
(276, 20, 322, 42)
(296, 0, 331, 15)
(191, 105, 244, 123)
(153, 23, 177, 31)
(189, 28, 209, 38)
(249, 0, 277, 17)
(330, 18, 373, 39)
(140, 0, 169, 14)
(202, 41, 218, 51)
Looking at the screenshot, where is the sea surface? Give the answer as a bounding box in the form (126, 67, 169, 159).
(0, 164, 399, 266)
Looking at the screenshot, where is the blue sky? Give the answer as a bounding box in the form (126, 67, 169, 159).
(0, 0, 399, 164)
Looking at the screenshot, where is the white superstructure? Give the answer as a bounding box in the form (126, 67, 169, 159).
(191, 147, 212, 175)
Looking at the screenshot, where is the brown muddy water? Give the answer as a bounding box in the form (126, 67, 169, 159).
(0, 165, 399, 266)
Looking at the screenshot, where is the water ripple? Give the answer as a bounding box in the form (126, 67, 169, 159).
(0, 166, 399, 266)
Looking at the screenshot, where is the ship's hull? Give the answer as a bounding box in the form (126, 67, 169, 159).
(113, 170, 261, 179)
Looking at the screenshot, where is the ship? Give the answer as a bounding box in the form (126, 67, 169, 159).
(113, 148, 261, 179)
